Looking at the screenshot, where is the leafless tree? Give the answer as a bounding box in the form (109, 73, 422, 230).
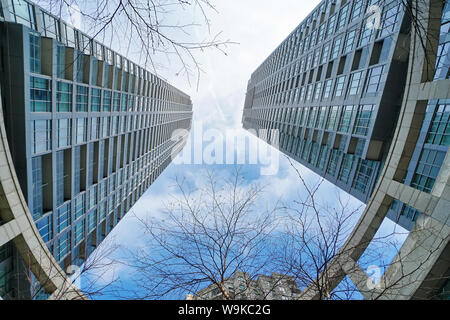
(33, 0, 233, 87)
(274, 158, 449, 300)
(379, 0, 447, 77)
(272, 158, 365, 300)
(120, 167, 285, 300)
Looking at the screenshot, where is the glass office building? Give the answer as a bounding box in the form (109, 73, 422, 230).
(0, 0, 192, 298)
(242, 0, 450, 230)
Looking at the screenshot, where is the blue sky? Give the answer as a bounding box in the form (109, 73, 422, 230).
(55, 0, 411, 299)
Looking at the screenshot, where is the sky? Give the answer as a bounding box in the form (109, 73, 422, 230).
(51, 0, 410, 299)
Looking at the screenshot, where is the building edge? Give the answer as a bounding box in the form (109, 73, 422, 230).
(0, 86, 85, 300)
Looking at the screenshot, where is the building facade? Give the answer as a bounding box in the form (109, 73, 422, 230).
(242, 0, 450, 231)
(385, 0, 450, 230)
(186, 271, 301, 300)
(0, 0, 192, 299)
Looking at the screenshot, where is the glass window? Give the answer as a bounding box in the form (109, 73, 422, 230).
(306, 84, 313, 101)
(56, 45, 66, 79)
(112, 116, 119, 135)
(434, 6, 450, 80)
(317, 22, 326, 44)
(365, 65, 385, 95)
(435, 39, 450, 80)
(120, 116, 126, 133)
(307, 107, 317, 128)
(121, 93, 128, 112)
(113, 92, 121, 112)
(42, 12, 58, 39)
(321, 42, 331, 65)
(108, 194, 115, 213)
(11, 0, 36, 29)
(55, 151, 65, 206)
(98, 141, 105, 178)
(327, 14, 337, 38)
(337, 3, 350, 30)
(91, 117, 100, 140)
(334, 75, 346, 98)
(128, 95, 135, 112)
(103, 90, 112, 112)
(338, 105, 355, 133)
(358, 46, 370, 70)
(347, 71, 364, 96)
(31, 119, 51, 154)
(88, 186, 97, 211)
(66, 26, 76, 47)
(353, 159, 377, 193)
(87, 210, 97, 233)
(322, 79, 333, 100)
(350, 1, 364, 22)
(76, 118, 88, 144)
(73, 146, 81, 195)
(74, 220, 85, 246)
(56, 82, 72, 112)
(74, 193, 85, 221)
(313, 49, 321, 68)
(98, 180, 107, 202)
(330, 36, 342, 60)
(359, 19, 374, 47)
(56, 203, 70, 234)
(378, 2, 401, 38)
(316, 106, 327, 129)
(79, 34, 92, 55)
(75, 51, 84, 83)
(313, 82, 322, 102)
(36, 214, 52, 243)
(301, 140, 311, 162)
(113, 68, 120, 91)
(338, 154, 355, 184)
(102, 117, 110, 138)
(30, 77, 51, 112)
(29, 32, 41, 73)
(91, 88, 101, 112)
(103, 64, 110, 87)
(57, 119, 71, 148)
(427, 101, 450, 146)
(309, 142, 319, 165)
(326, 106, 339, 131)
(343, 29, 357, 54)
(317, 145, 328, 171)
(56, 232, 71, 261)
(379, 36, 393, 63)
(76, 85, 88, 112)
(31, 157, 43, 219)
(327, 149, 341, 176)
(400, 205, 421, 222)
(91, 58, 98, 85)
(87, 143, 95, 187)
(355, 139, 366, 157)
(98, 201, 107, 222)
(411, 149, 447, 193)
(354, 105, 375, 136)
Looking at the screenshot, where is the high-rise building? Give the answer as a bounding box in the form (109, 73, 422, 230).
(242, 0, 450, 231)
(0, 0, 192, 299)
(186, 271, 301, 300)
